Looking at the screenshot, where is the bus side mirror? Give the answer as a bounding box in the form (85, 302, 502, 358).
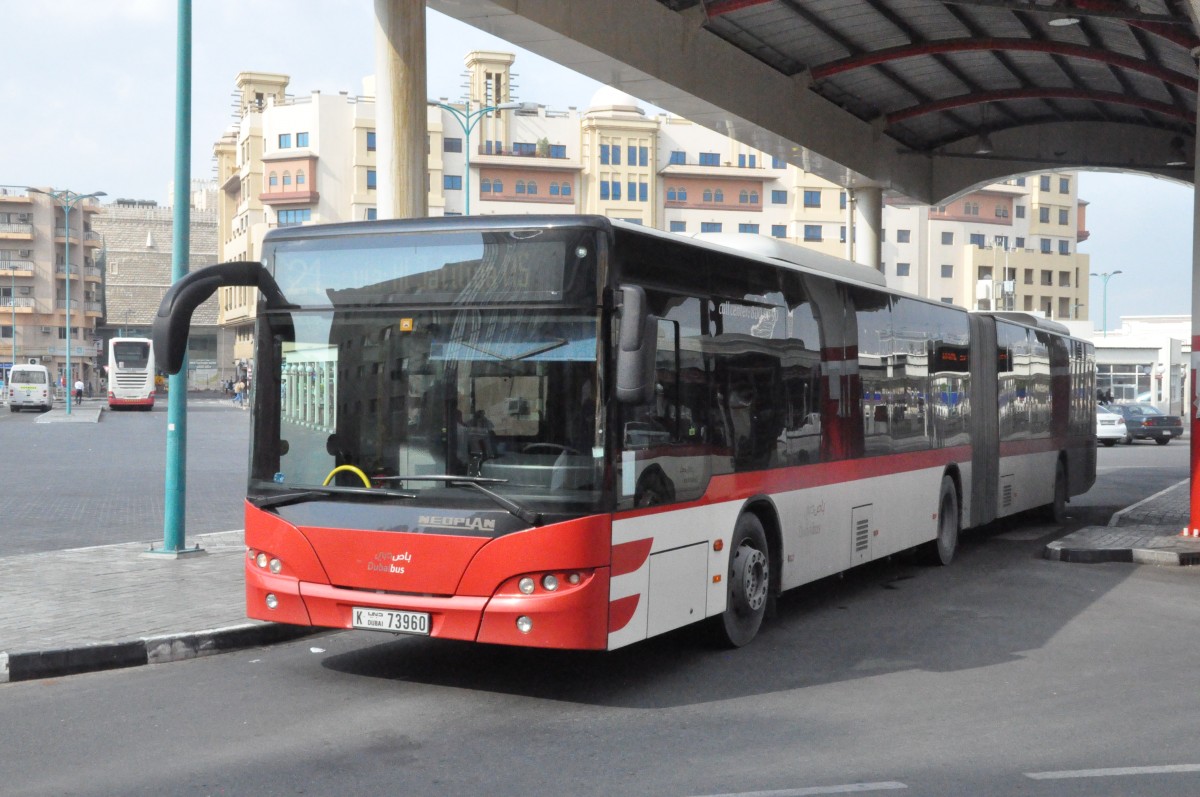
(615, 284, 658, 404)
(153, 260, 288, 374)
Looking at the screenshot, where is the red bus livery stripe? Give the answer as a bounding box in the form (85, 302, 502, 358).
(611, 538, 654, 577)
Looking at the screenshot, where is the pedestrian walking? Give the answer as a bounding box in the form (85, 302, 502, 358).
(233, 380, 246, 407)
(74, 378, 84, 407)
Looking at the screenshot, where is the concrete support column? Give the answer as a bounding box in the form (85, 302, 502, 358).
(1189, 126, 1200, 535)
(852, 187, 882, 272)
(374, 0, 428, 219)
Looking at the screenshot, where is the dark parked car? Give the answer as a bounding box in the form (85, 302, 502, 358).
(1108, 402, 1184, 445)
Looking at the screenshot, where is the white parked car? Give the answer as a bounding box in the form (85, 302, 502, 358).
(1096, 405, 1127, 447)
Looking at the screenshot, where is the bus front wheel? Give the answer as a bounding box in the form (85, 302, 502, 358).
(712, 513, 770, 648)
(921, 475, 959, 566)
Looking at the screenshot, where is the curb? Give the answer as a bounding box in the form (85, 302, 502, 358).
(1043, 526, 1200, 567)
(1, 622, 321, 684)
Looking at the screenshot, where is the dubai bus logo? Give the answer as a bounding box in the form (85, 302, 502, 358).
(368, 551, 412, 574)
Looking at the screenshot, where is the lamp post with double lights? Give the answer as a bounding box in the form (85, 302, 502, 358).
(1090, 270, 1123, 337)
(29, 188, 106, 414)
(432, 100, 531, 214)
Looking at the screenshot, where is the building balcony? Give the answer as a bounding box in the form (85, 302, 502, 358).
(470, 149, 581, 170)
(0, 222, 33, 239)
(0, 260, 35, 276)
(259, 189, 320, 206)
(0, 189, 33, 204)
(659, 163, 767, 179)
(86, 301, 103, 315)
(84, 266, 102, 281)
(0, 297, 35, 312)
(55, 299, 79, 311)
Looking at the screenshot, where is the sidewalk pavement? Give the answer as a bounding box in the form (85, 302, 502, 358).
(1044, 478, 1200, 565)
(2, 477, 1197, 684)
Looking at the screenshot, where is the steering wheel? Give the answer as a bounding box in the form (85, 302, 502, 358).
(323, 464, 372, 488)
(521, 443, 580, 455)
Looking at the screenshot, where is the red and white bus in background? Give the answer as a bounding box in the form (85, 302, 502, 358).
(153, 216, 1095, 650)
(107, 337, 156, 410)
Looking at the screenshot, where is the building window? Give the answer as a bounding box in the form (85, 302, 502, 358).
(278, 133, 291, 149)
(749, 190, 758, 204)
(970, 233, 986, 248)
(366, 208, 377, 220)
(896, 262, 911, 276)
(714, 189, 724, 202)
(1038, 207, 1050, 223)
(739, 190, 750, 204)
(739, 223, 759, 234)
(771, 224, 786, 238)
(367, 131, 376, 151)
(667, 188, 677, 201)
(699, 152, 720, 166)
(941, 264, 954, 278)
(670, 220, 686, 232)
(941, 231, 954, 245)
(513, 142, 537, 156)
(772, 156, 785, 169)
(526, 180, 538, 196)
(444, 137, 463, 153)
(803, 225, 822, 242)
(1015, 237, 1025, 249)
(1059, 241, 1070, 255)
(481, 179, 493, 193)
(701, 222, 722, 233)
(296, 132, 309, 148)
(629, 182, 637, 201)
(628, 146, 637, 165)
(1041, 270, 1053, 285)
(277, 208, 312, 226)
(548, 183, 559, 196)
(282, 172, 292, 187)
(268, 172, 278, 188)
(600, 144, 610, 165)
(1040, 239, 1052, 253)
(896, 229, 911, 243)
(677, 187, 687, 201)
(670, 150, 686, 165)
(515, 180, 526, 195)
(803, 190, 821, 208)
(771, 189, 787, 204)
(367, 170, 377, 190)
(561, 182, 571, 197)
(611, 146, 621, 165)
(1059, 176, 1070, 193)
(839, 225, 847, 243)
(600, 182, 609, 200)
(550, 144, 566, 158)
(1040, 175, 1051, 191)
(639, 183, 648, 202)
(444, 175, 462, 191)
(703, 189, 713, 202)
(1058, 208, 1069, 225)
(296, 170, 305, 186)
(995, 205, 1009, 218)
(941, 298, 954, 304)
(964, 201, 979, 216)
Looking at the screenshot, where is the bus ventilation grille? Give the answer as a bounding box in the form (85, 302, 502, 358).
(1002, 484, 1013, 508)
(1179, 553, 1200, 567)
(854, 518, 870, 553)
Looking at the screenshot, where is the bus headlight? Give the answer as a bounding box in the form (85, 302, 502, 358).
(265, 593, 278, 610)
(256, 552, 268, 568)
(541, 574, 558, 591)
(518, 577, 536, 594)
(516, 616, 533, 633)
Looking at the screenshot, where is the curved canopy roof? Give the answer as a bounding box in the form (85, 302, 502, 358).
(429, 0, 1199, 203)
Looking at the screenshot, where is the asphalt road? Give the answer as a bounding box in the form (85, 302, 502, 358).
(2, 507, 1198, 796)
(0, 397, 249, 556)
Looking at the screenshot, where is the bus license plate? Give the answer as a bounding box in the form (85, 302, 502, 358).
(352, 607, 431, 636)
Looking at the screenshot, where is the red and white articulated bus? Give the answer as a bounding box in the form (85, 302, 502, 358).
(153, 215, 1095, 650)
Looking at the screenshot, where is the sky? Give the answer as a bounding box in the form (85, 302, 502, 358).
(1, 0, 1193, 326)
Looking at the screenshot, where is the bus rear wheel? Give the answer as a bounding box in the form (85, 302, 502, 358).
(712, 513, 770, 648)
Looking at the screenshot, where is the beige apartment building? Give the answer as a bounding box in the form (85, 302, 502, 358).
(211, 50, 1091, 368)
(0, 187, 103, 391)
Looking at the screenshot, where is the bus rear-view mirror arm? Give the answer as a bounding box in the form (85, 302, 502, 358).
(153, 260, 289, 375)
(615, 284, 658, 404)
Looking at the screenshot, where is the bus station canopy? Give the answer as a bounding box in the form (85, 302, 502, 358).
(429, 0, 1199, 203)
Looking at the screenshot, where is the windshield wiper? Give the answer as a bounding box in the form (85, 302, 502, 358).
(250, 484, 418, 510)
(378, 474, 542, 526)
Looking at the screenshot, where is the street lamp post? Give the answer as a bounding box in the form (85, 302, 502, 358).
(433, 100, 527, 214)
(1090, 270, 1123, 337)
(29, 188, 106, 414)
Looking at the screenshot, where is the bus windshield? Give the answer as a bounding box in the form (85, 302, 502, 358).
(253, 226, 609, 516)
(112, 341, 151, 369)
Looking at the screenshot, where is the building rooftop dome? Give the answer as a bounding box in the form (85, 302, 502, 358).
(586, 86, 645, 116)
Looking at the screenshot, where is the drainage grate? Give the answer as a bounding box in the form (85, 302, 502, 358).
(1179, 553, 1200, 567)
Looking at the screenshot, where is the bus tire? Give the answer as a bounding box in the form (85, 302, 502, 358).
(1042, 458, 1068, 524)
(921, 475, 959, 566)
(711, 512, 770, 648)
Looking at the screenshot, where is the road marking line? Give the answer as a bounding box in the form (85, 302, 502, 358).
(691, 782, 907, 797)
(1026, 764, 1200, 780)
